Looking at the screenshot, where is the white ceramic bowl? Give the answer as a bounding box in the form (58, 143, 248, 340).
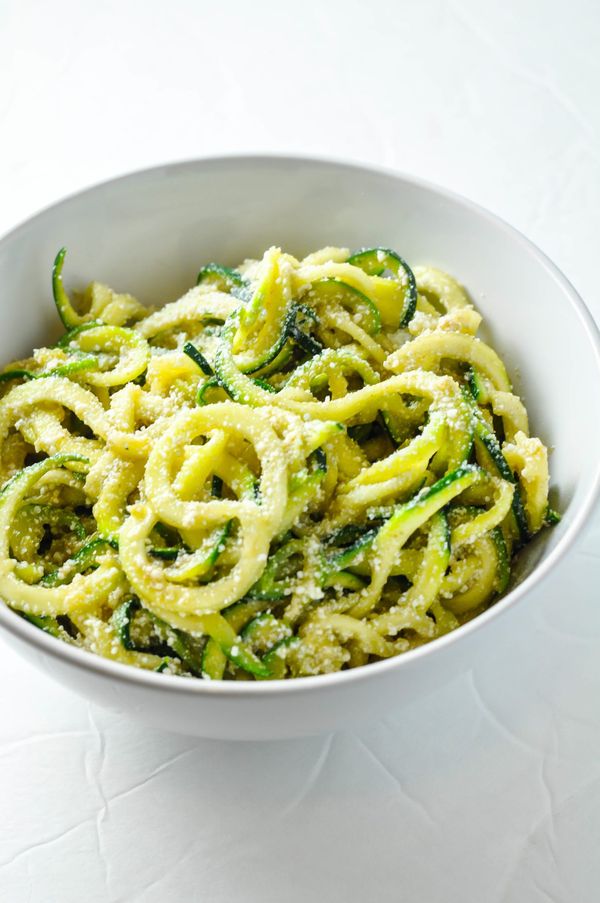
(0, 156, 598, 740)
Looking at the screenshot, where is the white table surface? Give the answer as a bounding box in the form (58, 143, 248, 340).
(1, 1, 599, 900)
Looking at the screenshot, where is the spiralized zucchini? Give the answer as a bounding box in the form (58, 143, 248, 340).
(1, 246, 558, 679)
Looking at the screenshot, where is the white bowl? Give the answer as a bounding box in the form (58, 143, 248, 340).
(0, 156, 598, 740)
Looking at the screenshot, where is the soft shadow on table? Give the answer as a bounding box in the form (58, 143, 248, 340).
(3, 530, 600, 903)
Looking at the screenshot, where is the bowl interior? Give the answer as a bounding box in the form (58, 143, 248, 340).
(0, 156, 598, 604)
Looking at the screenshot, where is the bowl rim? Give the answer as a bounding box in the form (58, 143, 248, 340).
(0, 151, 599, 697)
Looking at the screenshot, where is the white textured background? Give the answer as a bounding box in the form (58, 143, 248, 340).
(1, 1, 599, 901)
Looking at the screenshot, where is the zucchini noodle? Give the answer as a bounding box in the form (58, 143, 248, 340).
(1, 245, 559, 679)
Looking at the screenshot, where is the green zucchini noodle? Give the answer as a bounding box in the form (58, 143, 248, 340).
(0, 245, 558, 679)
